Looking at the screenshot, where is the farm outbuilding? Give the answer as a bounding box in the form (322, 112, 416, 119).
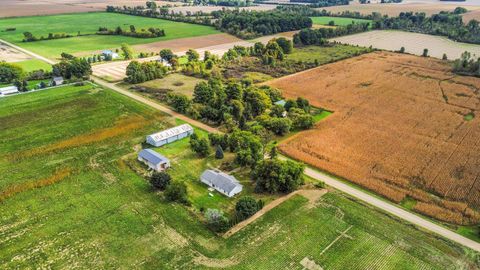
(138, 149, 170, 172)
(52, 76, 64, 86)
(200, 170, 243, 197)
(146, 124, 194, 147)
(0, 85, 19, 97)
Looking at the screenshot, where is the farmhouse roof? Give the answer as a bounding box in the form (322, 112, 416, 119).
(147, 124, 193, 142)
(201, 170, 241, 194)
(138, 149, 169, 166)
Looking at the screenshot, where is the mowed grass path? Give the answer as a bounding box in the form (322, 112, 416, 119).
(311, 16, 372, 27)
(0, 85, 478, 269)
(0, 12, 220, 59)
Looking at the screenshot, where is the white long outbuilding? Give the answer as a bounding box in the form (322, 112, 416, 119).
(0, 86, 19, 97)
(200, 170, 243, 197)
(146, 124, 194, 147)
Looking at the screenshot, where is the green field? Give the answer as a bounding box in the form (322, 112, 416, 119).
(135, 73, 205, 98)
(287, 44, 371, 64)
(0, 12, 220, 59)
(0, 84, 478, 268)
(310, 16, 372, 27)
(14, 59, 52, 72)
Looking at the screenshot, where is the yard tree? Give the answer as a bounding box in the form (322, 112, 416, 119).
(270, 104, 285, 118)
(130, 25, 136, 33)
(150, 171, 171, 190)
(253, 159, 305, 194)
(0, 62, 24, 83)
(167, 93, 191, 113)
(160, 49, 175, 62)
(146, 1, 157, 10)
(164, 181, 189, 204)
(275, 37, 293, 54)
(230, 99, 244, 121)
(215, 145, 224, 159)
(121, 43, 134, 60)
(296, 97, 310, 113)
(289, 108, 314, 130)
(243, 87, 271, 117)
(190, 135, 210, 157)
(193, 81, 214, 104)
(205, 209, 229, 232)
(225, 81, 243, 100)
(262, 117, 292, 135)
(422, 48, 429, 57)
(186, 49, 200, 62)
(235, 196, 262, 221)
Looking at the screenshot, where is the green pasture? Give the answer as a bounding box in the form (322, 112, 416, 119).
(0, 84, 478, 269)
(0, 12, 219, 59)
(310, 16, 372, 27)
(14, 59, 52, 72)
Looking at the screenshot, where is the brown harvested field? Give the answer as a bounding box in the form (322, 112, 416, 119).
(268, 51, 480, 225)
(0, 0, 180, 18)
(320, 3, 480, 22)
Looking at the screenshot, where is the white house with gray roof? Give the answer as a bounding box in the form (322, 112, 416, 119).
(138, 149, 170, 172)
(200, 170, 242, 197)
(146, 124, 194, 147)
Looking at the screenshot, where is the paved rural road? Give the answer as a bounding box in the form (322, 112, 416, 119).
(91, 77, 220, 134)
(4, 38, 479, 253)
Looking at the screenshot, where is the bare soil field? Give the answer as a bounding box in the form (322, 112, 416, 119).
(331, 30, 480, 59)
(0, 0, 179, 18)
(320, 3, 480, 22)
(268, 51, 480, 225)
(0, 42, 31, 62)
(169, 4, 276, 14)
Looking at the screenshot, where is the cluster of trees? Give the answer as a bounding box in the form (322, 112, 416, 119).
(293, 22, 370, 45)
(252, 158, 305, 193)
(372, 11, 480, 44)
(453, 51, 480, 77)
(149, 171, 189, 204)
(213, 10, 312, 39)
(52, 58, 91, 79)
(0, 62, 24, 83)
(208, 130, 263, 167)
(125, 61, 167, 83)
(97, 25, 165, 38)
(189, 133, 210, 157)
(192, 0, 254, 6)
(22, 31, 74, 42)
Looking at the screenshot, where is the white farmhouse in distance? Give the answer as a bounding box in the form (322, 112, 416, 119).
(0, 85, 19, 97)
(146, 124, 194, 147)
(200, 170, 243, 197)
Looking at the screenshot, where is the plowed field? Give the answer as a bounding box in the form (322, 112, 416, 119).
(268, 51, 480, 225)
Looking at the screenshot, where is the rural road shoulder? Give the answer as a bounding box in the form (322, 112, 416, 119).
(3, 38, 478, 252)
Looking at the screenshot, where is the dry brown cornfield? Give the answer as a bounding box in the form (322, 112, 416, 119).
(268, 51, 480, 225)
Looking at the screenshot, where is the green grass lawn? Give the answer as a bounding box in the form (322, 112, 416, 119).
(310, 16, 372, 27)
(0, 83, 478, 268)
(0, 12, 219, 59)
(287, 44, 372, 64)
(14, 59, 52, 72)
(136, 73, 205, 98)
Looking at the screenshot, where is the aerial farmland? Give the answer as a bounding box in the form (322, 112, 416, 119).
(0, 0, 480, 268)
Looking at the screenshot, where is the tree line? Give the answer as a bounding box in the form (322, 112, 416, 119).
(212, 10, 312, 39)
(97, 25, 165, 38)
(293, 22, 370, 45)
